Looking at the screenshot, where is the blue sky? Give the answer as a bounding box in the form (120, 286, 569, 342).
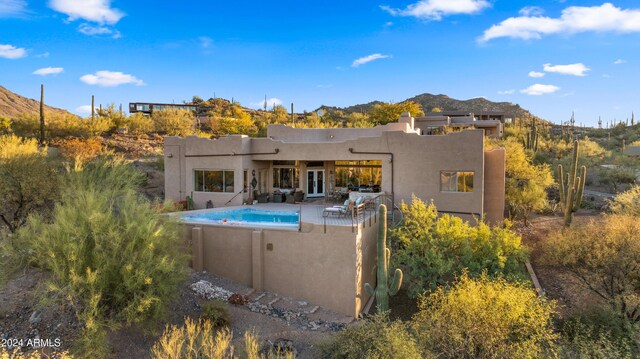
(1, 0, 639, 126)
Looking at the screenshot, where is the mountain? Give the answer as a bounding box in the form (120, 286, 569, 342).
(0, 85, 76, 119)
(319, 93, 544, 122)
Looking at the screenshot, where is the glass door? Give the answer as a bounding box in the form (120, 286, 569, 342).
(306, 170, 325, 197)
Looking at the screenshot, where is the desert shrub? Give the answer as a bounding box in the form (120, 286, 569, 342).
(0, 348, 74, 358)
(151, 317, 294, 359)
(558, 307, 637, 358)
(16, 158, 188, 357)
(11, 113, 87, 138)
(200, 300, 232, 327)
(0, 135, 60, 232)
(152, 108, 195, 136)
(57, 137, 104, 163)
(413, 273, 557, 359)
(541, 214, 640, 324)
(391, 197, 528, 298)
(117, 112, 154, 134)
(598, 166, 637, 192)
(609, 185, 640, 215)
(320, 313, 423, 359)
(82, 116, 114, 136)
(0, 117, 10, 133)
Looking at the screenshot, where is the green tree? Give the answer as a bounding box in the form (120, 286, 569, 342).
(489, 138, 553, 224)
(413, 273, 557, 359)
(391, 197, 528, 298)
(369, 101, 424, 125)
(0, 135, 59, 233)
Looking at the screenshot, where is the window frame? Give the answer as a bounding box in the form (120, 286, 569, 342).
(193, 169, 235, 193)
(440, 171, 474, 193)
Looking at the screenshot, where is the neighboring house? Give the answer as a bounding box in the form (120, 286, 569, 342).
(416, 111, 505, 138)
(165, 112, 506, 225)
(129, 102, 198, 114)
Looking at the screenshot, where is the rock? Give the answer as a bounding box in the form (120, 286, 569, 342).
(297, 301, 307, 306)
(29, 311, 42, 326)
(190, 280, 233, 301)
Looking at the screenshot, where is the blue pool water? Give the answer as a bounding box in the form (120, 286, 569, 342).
(181, 208, 299, 227)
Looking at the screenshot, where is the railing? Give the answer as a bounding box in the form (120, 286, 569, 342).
(321, 193, 404, 234)
(224, 190, 244, 206)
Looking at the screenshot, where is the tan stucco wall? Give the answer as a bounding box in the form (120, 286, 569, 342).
(165, 125, 504, 222)
(182, 220, 377, 317)
(483, 148, 506, 226)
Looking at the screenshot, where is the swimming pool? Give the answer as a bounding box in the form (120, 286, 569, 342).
(181, 208, 300, 228)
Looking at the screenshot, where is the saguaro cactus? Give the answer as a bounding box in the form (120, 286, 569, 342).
(524, 119, 539, 152)
(364, 204, 403, 312)
(39, 84, 45, 144)
(558, 140, 586, 227)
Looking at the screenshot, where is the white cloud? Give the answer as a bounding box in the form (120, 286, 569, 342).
(78, 23, 120, 38)
(381, 0, 490, 20)
(80, 70, 145, 87)
(351, 53, 391, 67)
(33, 67, 64, 76)
(76, 105, 92, 114)
(613, 59, 626, 64)
(49, 0, 125, 24)
(497, 89, 515, 95)
(520, 84, 560, 95)
(480, 3, 640, 42)
(543, 63, 590, 76)
(252, 97, 283, 109)
(0, 44, 26, 59)
(528, 71, 545, 78)
(35, 52, 50, 58)
(519, 6, 544, 17)
(0, 0, 27, 17)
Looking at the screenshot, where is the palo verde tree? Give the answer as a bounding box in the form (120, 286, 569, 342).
(369, 101, 424, 125)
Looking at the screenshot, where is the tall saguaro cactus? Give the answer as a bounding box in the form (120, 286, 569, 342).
(558, 140, 586, 227)
(39, 84, 45, 144)
(524, 118, 539, 152)
(364, 204, 403, 312)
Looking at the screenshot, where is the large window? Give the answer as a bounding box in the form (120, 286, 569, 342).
(194, 170, 235, 193)
(273, 168, 299, 189)
(335, 160, 382, 189)
(440, 171, 474, 192)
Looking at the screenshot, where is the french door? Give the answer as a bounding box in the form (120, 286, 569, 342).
(307, 170, 325, 197)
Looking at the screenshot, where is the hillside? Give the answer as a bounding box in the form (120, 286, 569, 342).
(319, 93, 544, 122)
(0, 85, 75, 119)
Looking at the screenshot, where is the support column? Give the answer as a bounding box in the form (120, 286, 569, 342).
(192, 227, 204, 272)
(251, 230, 264, 291)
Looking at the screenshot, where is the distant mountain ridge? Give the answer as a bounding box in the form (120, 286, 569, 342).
(0, 85, 75, 119)
(319, 93, 544, 122)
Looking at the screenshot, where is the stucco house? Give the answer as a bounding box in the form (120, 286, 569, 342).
(165, 112, 505, 225)
(165, 112, 506, 316)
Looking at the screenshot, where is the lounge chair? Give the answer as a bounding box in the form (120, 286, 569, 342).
(323, 199, 352, 218)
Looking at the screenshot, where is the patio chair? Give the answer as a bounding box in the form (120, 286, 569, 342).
(323, 199, 352, 218)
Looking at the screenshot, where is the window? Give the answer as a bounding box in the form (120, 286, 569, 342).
(335, 160, 382, 189)
(273, 168, 299, 189)
(440, 171, 474, 192)
(194, 170, 235, 193)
